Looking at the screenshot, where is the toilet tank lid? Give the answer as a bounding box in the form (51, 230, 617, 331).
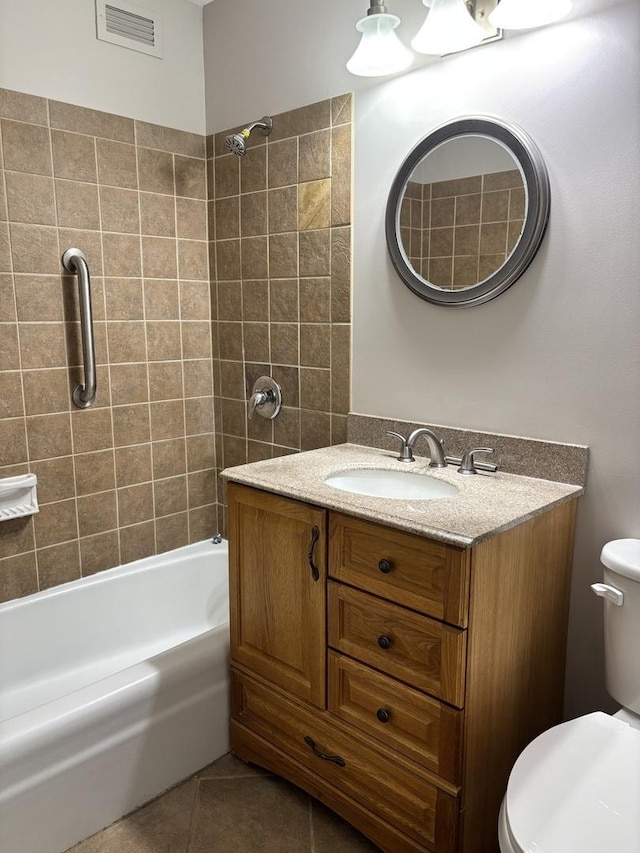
(600, 538, 640, 581)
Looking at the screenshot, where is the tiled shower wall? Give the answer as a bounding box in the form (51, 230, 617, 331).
(0, 88, 215, 602)
(208, 95, 352, 534)
(0, 89, 353, 601)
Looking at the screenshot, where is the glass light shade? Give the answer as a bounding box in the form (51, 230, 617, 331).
(346, 13, 413, 77)
(411, 0, 487, 55)
(489, 0, 572, 29)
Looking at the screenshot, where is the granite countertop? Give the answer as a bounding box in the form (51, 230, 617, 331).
(222, 444, 583, 548)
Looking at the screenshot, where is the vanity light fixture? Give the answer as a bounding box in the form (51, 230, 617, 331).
(346, 0, 413, 77)
(489, 0, 572, 29)
(411, 0, 497, 55)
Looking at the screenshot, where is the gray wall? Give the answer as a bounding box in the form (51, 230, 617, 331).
(0, 0, 205, 133)
(203, 0, 640, 719)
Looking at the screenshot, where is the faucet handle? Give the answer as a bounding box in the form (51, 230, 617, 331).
(458, 447, 496, 475)
(386, 430, 414, 463)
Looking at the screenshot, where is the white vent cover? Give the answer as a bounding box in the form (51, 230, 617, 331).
(96, 0, 163, 58)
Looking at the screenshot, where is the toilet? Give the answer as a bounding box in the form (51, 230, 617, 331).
(498, 538, 640, 853)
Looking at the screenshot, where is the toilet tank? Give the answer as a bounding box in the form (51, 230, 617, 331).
(598, 539, 640, 715)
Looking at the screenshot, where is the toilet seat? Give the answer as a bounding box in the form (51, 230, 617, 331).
(501, 711, 640, 853)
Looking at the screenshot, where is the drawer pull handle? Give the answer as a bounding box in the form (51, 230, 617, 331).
(303, 735, 346, 767)
(308, 525, 320, 581)
(376, 708, 391, 723)
(378, 558, 393, 574)
(377, 634, 392, 650)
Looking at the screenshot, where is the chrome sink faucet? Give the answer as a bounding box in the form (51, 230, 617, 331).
(386, 428, 447, 467)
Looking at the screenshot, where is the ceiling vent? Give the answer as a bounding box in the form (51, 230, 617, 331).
(96, 0, 163, 58)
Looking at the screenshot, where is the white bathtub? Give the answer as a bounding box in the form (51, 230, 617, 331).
(0, 539, 230, 853)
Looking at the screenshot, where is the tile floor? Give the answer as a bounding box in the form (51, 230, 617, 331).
(68, 752, 380, 852)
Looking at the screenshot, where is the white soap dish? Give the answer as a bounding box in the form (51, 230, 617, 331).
(0, 473, 39, 521)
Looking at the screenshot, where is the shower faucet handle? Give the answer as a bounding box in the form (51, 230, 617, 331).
(247, 376, 282, 420)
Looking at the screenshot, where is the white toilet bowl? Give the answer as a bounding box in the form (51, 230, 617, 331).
(498, 711, 640, 852)
(499, 538, 640, 853)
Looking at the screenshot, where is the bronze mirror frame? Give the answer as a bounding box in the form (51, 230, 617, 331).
(385, 116, 550, 308)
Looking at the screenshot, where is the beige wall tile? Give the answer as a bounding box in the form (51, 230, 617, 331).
(115, 443, 152, 486)
(110, 362, 150, 405)
(147, 321, 182, 361)
(178, 239, 208, 280)
(152, 437, 187, 479)
(138, 147, 174, 195)
(269, 232, 298, 278)
(154, 475, 188, 517)
(180, 281, 210, 321)
(331, 124, 351, 227)
(185, 396, 214, 435)
(149, 361, 183, 401)
(241, 191, 267, 237)
(300, 229, 329, 277)
(27, 412, 72, 460)
(176, 198, 207, 240)
(80, 530, 120, 575)
(299, 129, 330, 183)
(56, 180, 100, 230)
(215, 196, 239, 241)
(0, 552, 38, 602)
(1, 120, 51, 175)
(140, 192, 176, 237)
(15, 275, 63, 322)
(300, 323, 330, 368)
(0, 371, 24, 418)
(0, 418, 27, 466)
(51, 130, 97, 183)
(23, 367, 70, 414)
(77, 490, 117, 537)
(0, 323, 20, 369)
(112, 402, 151, 446)
(268, 186, 297, 234)
(0, 274, 16, 320)
(34, 498, 78, 548)
(6, 172, 55, 225)
(240, 146, 266, 193)
(100, 186, 140, 233)
(105, 278, 144, 320)
(135, 121, 204, 158)
(74, 449, 116, 495)
(214, 154, 239, 198)
(10, 224, 59, 274)
(71, 407, 113, 453)
(50, 100, 134, 143)
(107, 321, 147, 363)
(175, 156, 206, 199)
(270, 279, 298, 322)
(144, 279, 180, 319)
(0, 515, 34, 559)
(0, 88, 48, 124)
(96, 139, 137, 189)
(241, 235, 269, 279)
(30, 455, 76, 503)
(267, 138, 297, 188)
(156, 511, 189, 554)
(142, 236, 178, 279)
(300, 409, 330, 451)
(120, 520, 155, 564)
(118, 482, 154, 527)
(103, 233, 142, 277)
(298, 179, 330, 230)
(37, 541, 81, 590)
(0, 222, 10, 271)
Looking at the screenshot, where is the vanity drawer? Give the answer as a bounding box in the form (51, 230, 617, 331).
(328, 581, 466, 708)
(232, 668, 459, 853)
(329, 513, 470, 627)
(328, 652, 463, 784)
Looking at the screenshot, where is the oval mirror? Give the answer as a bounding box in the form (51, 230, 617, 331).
(385, 116, 550, 308)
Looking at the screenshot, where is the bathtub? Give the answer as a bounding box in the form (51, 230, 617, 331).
(0, 539, 230, 853)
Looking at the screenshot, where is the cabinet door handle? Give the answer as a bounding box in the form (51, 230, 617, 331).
(303, 735, 346, 767)
(377, 634, 392, 650)
(376, 708, 391, 723)
(307, 525, 320, 581)
(378, 558, 393, 574)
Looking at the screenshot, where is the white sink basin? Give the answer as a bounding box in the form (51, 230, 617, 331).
(324, 468, 459, 500)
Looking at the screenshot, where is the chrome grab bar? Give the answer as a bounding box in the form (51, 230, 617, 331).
(62, 248, 97, 408)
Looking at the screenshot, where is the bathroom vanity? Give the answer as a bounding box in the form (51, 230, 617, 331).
(224, 444, 582, 853)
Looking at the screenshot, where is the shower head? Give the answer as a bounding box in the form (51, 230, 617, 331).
(224, 115, 273, 156)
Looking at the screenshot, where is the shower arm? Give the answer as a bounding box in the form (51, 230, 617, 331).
(243, 116, 273, 135)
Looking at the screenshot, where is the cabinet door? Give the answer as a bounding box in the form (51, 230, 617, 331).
(228, 482, 327, 708)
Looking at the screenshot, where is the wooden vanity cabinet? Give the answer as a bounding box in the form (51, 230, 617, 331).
(228, 481, 577, 853)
